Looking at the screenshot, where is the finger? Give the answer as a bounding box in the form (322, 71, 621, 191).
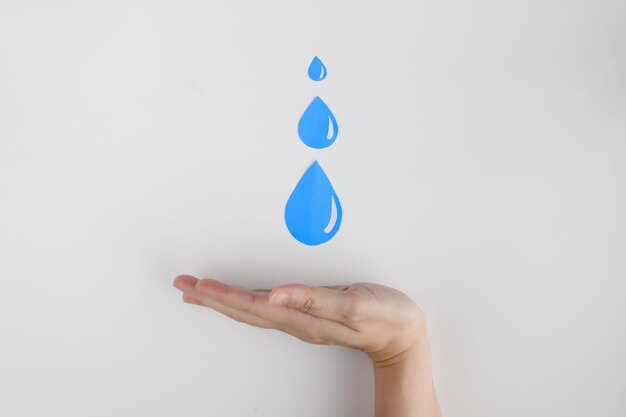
(194, 279, 359, 345)
(283, 314, 360, 347)
(267, 284, 359, 322)
(188, 288, 274, 329)
(173, 275, 274, 329)
(194, 278, 288, 322)
(182, 294, 202, 305)
(173, 274, 199, 291)
(322, 285, 351, 290)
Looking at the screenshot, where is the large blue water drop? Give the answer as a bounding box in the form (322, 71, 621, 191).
(308, 56, 327, 81)
(285, 161, 342, 246)
(298, 96, 339, 149)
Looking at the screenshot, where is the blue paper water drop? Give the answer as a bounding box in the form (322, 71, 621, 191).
(308, 56, 327, 81)
(297, 96, 339, 149)
(285, 161, 342, 246)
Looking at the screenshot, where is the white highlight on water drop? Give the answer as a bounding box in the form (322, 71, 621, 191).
(324, 195, 338, 233)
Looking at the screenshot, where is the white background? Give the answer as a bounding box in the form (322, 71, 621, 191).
(1, 1, 625, 416)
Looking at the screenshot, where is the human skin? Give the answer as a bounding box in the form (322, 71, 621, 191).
(173, 275, 442, 417)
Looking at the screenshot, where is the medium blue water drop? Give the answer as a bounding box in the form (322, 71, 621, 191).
(308, 56, 327, 81)
(297, 96, 339, 149)
(285, 161, 342, 246)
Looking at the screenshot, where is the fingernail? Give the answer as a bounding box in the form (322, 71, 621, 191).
(269, 292, 289, 306)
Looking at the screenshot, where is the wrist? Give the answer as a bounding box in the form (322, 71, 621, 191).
(372, 333, 429, 370)
(371, 334, 439, 417)
(368, 321, 429, 367)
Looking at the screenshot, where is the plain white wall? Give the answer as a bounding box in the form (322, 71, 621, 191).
(1, 1, 625, 416)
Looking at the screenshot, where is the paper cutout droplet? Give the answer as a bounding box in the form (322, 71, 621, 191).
(297, 96, 338, 149)
(285, 161, 342, 246)
(308, 56, 327, 81)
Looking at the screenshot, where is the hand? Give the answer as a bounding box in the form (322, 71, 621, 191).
(172, 275, 427, 366)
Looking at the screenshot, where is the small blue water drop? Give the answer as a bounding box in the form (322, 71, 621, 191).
(285, 161, 342, 246)
(297, 96, 339, 149)
(308, 56, 327, 81)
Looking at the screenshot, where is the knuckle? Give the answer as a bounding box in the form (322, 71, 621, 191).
(242, 293, 258, 313)
(300, 294, 316, 314)
(247, 292, 258, 304)
(342, 292, 363, 320)
(214, 284, 228, 299)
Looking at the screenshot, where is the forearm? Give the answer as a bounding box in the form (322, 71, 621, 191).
(373, 336, 442, 417)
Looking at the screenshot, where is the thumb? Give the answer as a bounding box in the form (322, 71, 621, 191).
(268, 284, 356, 322)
